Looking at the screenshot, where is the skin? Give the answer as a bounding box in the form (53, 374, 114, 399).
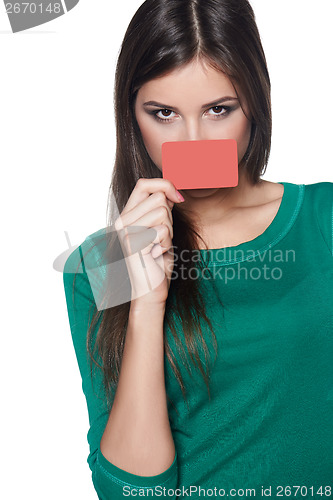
(134, 57, 284, 248)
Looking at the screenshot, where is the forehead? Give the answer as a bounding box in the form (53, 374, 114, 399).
(137, 59, 237, 100)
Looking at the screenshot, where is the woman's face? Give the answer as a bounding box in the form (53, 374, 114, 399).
(134, 58, 253, 197)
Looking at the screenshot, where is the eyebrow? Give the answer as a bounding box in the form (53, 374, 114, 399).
(143, 96, 238, 112)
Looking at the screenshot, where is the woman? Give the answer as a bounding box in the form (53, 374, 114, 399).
(63, 0, 333, 498)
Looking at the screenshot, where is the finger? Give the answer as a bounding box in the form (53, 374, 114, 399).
(151, 231, 173, 258)
(139, 224, 172, 257)
(166, 199, 175, 210)
(121, 220, 172, 258)
(117, 205, 173, 241)
(122, 178, 182, 215)
(117, 191, 173, 231)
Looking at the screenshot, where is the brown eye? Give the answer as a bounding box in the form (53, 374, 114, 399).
(212, 106, 224, 114)
(207, 105, 231, 118)
(153, 109, 176, 123)
(160, 109, 173, 117)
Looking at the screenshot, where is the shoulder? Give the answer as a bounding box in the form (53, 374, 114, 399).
(303, 181, 333, 199)
(63, 227, 109, 305)
(63, 227, 108, 275)
(303, 181, 333, 255)
(303, 181, 333, 213)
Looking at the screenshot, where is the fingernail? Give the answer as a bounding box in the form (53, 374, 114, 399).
(176, 190, 185, 202)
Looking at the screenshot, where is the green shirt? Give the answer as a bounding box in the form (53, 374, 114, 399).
(63, 181, 333, 499)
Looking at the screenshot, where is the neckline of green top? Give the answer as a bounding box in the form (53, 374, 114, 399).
(199, 181, 305, 266)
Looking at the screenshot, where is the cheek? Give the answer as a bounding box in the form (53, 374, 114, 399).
(137, 117, 164, 169)
(240, 121, 252, 158)
(226, 114, 252, 161)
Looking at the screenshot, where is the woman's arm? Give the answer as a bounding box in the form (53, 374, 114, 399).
(63, 244, 178, 499)
(100, 303, 176, 475)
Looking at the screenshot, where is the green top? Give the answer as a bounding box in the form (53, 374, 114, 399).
(63, 181, 333, 499)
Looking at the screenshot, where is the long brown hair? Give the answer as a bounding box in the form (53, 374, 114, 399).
(72, 0, 272, 415)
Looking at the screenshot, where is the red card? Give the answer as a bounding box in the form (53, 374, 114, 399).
(162, 139, 238, 189)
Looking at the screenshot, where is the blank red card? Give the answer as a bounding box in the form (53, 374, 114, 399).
(162, 139, 238, 189)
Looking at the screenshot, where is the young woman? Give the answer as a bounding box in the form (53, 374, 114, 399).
(63, 0, 333, 498)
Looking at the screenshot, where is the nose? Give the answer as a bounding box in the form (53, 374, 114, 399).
(181, 120, 206, 142)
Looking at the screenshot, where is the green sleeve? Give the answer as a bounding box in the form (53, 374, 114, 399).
(313, 181, 333, 257)
(62, 243, 179, 499)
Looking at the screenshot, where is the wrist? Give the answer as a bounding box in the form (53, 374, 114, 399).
(130, 299, 166, 317)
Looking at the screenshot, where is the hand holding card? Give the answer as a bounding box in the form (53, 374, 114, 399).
(162, 139, 238, 190)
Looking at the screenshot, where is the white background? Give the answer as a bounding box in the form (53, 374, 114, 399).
(1, 0, 332, 498)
